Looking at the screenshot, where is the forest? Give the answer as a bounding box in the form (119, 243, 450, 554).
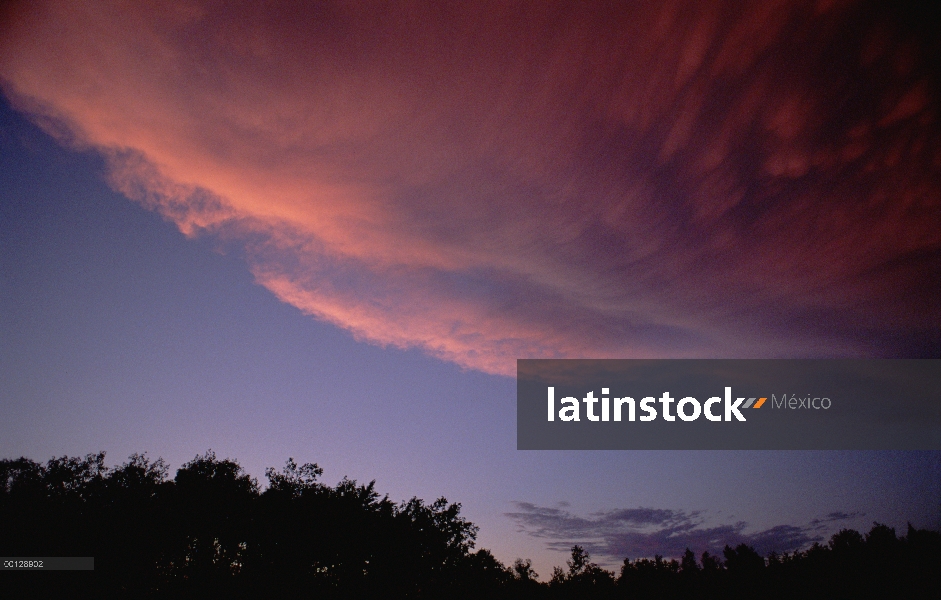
(2, 451, 938, 599)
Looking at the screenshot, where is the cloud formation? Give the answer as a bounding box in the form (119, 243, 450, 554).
(1, 1, 938, 374)
(506, 501, 863, 562)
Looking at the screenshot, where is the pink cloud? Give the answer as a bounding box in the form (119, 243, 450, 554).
(1, 1, 937, 375)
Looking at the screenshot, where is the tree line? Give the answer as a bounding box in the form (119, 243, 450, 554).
(1, 451, 938, 599)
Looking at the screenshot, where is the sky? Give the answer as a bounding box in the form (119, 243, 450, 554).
(1, 0, 939, 576)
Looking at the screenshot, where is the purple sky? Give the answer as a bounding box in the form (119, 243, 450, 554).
(1, 0, 939, 577)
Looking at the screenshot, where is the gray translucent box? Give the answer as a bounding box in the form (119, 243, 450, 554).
(517, 359, 940, 450)
(1, 557, 94, 570)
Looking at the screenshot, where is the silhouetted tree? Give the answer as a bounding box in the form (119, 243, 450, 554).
(3, 451, 940, 600)
(550, 545, 615, 599)
(511, 558, 544, 599)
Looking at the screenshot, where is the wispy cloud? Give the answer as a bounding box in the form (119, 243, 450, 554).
(1, 1, 937, 374)
(810, 511, 865, 528)
(506, 501, 862, 563)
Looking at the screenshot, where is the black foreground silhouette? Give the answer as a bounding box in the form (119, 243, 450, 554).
(2, 451, 938, 599)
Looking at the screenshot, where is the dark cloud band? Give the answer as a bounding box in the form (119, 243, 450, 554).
(506, 501, 863, 562)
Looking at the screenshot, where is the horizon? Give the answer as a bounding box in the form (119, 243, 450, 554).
(4, 447, 938, 577)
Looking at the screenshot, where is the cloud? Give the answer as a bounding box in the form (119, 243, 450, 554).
(506, 501, 863, 563)
(1, 1, 938, 374)
(810, 511, 865, 527)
